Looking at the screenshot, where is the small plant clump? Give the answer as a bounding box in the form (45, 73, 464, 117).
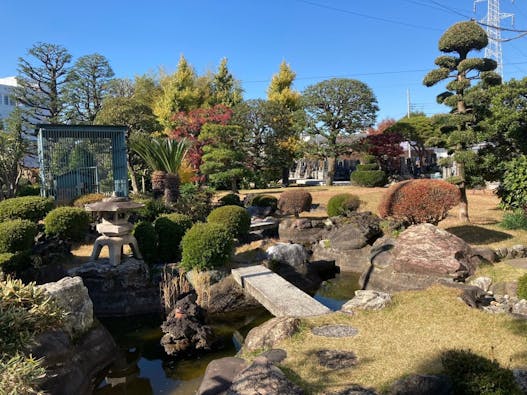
(0, 196, 54, 223)
(441, 349, 522, 395)
(327, 193, 361, 217)
(378, 179, 461, 225)
(500, 210, 527, 230)
(0, 219, 37, 254)
(218, 193, 242, 207)
(277, 189, 312, 217)
(180, 222, 234, 271)
(154, 213, 193, 263)
(207, 205, 251, 240)
(518, 273, 527, 300)
(133, 197, 173, 223)
(351, 155, 387, 187)
(44, 207, 90, 242)
(133, 221, 158, 265)
(73, 193, 105, 208)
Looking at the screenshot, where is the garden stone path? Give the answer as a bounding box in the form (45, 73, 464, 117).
(231, 265, 331, 317)
(316, 349, 358, 370)
(311, 324, 359, 338)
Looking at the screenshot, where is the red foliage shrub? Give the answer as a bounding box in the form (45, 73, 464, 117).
(378, 179, 460, 225)
(278, 189, 313, 217)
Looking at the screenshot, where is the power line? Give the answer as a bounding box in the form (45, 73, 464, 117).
(293, 0, 443, 31)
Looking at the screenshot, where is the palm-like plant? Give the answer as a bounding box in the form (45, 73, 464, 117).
(130, 134, 189, 203)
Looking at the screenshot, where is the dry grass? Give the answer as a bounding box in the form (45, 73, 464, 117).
(475, 262, 527, 284)
(268, 285, 527, 394)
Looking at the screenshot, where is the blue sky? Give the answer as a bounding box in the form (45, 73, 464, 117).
(1, 0, 526, 122)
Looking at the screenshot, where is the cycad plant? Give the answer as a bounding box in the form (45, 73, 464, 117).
(130, 134, 189, 203)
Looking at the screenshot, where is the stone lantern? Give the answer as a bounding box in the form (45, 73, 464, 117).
(85, 195, 144, 266)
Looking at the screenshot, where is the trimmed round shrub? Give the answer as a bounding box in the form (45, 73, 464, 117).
(277, 190, 312, 217)
(378, 179, 461, 225)
(0, 196, 54, 222)
(44, 207, 90, 242)
(250, 195, 278, 212)
(180, 222, 234, 271)
(441, 349, 522, 395)
(327, 193, 361, 217)
(518, 273, 527, 300)
(207, 205, 251, 240)
(0, 251, 31, 275)
(219, 193, 242, 207)
(133, 198, 173, 222)
(351, 170, 387, 187)
(356, 163, 379, 171)
(0, 219, 37, 253)
(133, 221, 158, 265)
(73, 193, 105, 208)
(154, 213, 193, 263)
(16, 183, 41, 197)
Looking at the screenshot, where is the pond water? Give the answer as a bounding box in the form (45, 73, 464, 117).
(95, 271, 361, 395)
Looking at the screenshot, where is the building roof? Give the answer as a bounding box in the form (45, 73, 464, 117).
(0, 76, 17, 86)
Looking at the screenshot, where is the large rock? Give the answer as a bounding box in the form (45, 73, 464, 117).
(68, 258, 161, 317)
(40, 276, 93, 335)
(161, 292, 214, 355)
(391, 224, 481, 279)
(266, 243, 309, 268)
(197, 357, 249, 395)
(244, 317, 301, 352)
(279, 217, 329, 244)
(227, 356, 304, 395)
(30, 324, 117, 395)
(312, 241, 372, 273)
(341, 290, 392, 312)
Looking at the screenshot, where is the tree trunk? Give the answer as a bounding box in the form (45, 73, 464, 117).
(127, 158, 139, 195)
(324, 156, 336, 186)
(164, 173, 180, 203)
(281, 167, 290, 187)
(456, 161, 470, 223)
(152, 170, 166, 199)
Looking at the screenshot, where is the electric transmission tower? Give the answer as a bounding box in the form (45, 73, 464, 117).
(474, 0, 514, 78)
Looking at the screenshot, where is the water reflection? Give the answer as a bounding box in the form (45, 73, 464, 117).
(315, 271, 361, 310)
(95, 310, 271, 395)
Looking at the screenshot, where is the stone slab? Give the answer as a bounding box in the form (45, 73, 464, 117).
(231, 265, 331, 317)
(250, 220, 279, 232)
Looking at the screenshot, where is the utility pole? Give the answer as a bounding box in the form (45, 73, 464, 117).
(474, 0, 514, 78)
(406, 89, 411, 118)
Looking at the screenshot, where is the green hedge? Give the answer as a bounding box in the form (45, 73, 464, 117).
(351, 170, 387, 187)
(0, 220, 37, 254)
(219, 193, 242, 207)
(327, 193, 361, 217)
(518, 273, 527, 300)
(0, 196, 54, 222)
(154, 213, 193, 263)
(356, 163, 379, 171)
(180, 222, 233, 271)
(207, 205, 251, 240)
(133, 221, 158, 265)
(44, 207, 90, 242)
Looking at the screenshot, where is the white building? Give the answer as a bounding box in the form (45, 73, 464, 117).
(0, 76, 17, 121)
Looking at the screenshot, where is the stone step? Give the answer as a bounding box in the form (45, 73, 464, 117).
(231, 265, 331, 317)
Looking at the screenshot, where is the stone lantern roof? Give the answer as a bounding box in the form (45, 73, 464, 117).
(85, 196, 144, 213)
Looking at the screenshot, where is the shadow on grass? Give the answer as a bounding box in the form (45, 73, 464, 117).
(446, 225, 512, 245)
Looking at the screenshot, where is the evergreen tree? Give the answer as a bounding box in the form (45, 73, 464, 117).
(423, 21, 501, 222)
(211, 58, 243, 107)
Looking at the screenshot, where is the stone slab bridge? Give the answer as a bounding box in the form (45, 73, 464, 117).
(231, 265, 331, 317)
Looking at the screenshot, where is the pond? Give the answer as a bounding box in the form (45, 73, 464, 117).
(94, 271, 361, 394)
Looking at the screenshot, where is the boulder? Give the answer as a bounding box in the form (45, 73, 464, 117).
(161, 292, 214, 355)
(197, 357, 249, 395)
(266, 243, 309, 268)
(341, 290, 392, 312)
(227, 356, 304, 395)
(370, 237, 396, 269)
(512, 299, 527, 316)
(30, 324, 117, 395)
(279, 217, 328, 244)
(391, 224, 480, 279)
(469, 276, 493, 293)
(388, 374, 453, 395)
(68, 258, 161, 317)
(243, 317, 301, 352)
(312, 242, 371, 273)
(39, 276, 93, 335)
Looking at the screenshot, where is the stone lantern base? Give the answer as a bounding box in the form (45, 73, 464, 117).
(91, 234, 143, 266)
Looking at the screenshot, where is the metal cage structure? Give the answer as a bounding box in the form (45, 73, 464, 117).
(37, 125, 128, 203)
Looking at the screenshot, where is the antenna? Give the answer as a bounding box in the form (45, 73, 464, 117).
(474, 0, 514, 78)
